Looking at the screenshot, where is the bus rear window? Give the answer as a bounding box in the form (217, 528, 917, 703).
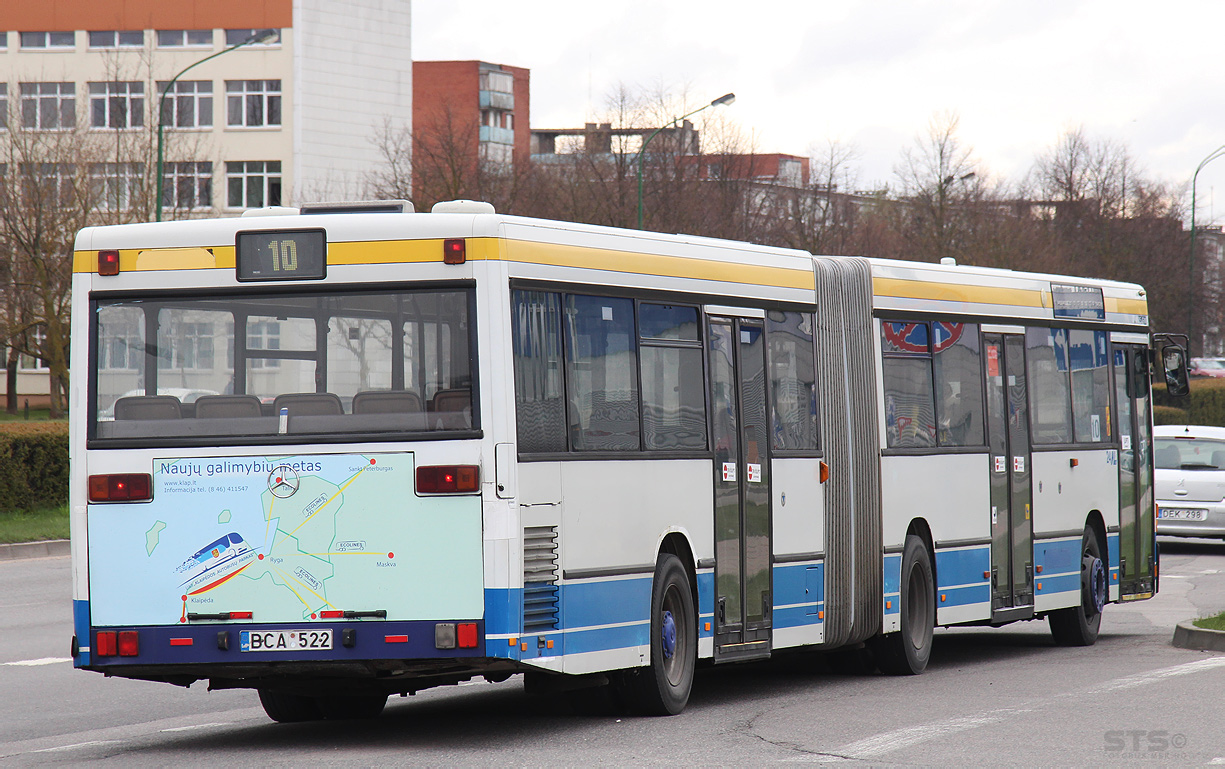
(91, 287, 475, 444)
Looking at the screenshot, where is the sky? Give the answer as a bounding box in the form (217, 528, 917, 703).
(415, 0, 1225, 221)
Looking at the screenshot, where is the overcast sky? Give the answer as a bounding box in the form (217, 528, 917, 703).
(415, 0, 1225, 221)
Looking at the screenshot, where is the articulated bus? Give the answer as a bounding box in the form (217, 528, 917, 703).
(69, 200, 1189, 720)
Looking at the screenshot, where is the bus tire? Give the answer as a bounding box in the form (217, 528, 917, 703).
(1049, 527, 1105, 647)
(872, 534, 935, 675)
(318, 693, 388, 720)
(258, 689, 323, 723)
(618, 553, 696, 715)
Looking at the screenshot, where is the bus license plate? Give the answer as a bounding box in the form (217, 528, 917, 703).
(1158, 508, 1207, 521)
(240, 629, 332, 652)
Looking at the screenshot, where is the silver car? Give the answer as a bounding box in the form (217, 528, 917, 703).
(1154, 425, 1225, 539)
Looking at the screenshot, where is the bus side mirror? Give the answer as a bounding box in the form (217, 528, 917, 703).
(1161, 345, 1190, 397)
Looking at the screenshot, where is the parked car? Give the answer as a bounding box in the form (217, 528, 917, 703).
(1154, 425, 1225, 539)
(1189, 358, 1225, 378)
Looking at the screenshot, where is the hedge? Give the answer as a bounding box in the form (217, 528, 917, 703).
(0, 422, 69, 513)
(1153, 377, 1225, 427)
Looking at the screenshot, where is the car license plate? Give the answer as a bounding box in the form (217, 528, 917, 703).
(240, 629, 332, 652)
(1158, 508, 1207, 521)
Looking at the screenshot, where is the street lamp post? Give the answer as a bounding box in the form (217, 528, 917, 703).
(1189, 145, 1225, 351)
(155, 29, 277, 222)
(635, 92, 735, 230)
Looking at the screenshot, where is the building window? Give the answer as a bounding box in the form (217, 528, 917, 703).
(19, 163, 75, 207)
(90, 163, 144, 211)
(1, 32, 7, 51)
(156, 29, 213, 47)
(226, 161, 281, 208)
(157, 81, 212, 128)
(20, 83, 75, 130)
(0, 84, 7, 128)
(162, 161, 212, 210)
(88, 30, 144, 49)
(224, 28, 280, 46)
(89, 82, 144, 129)
(20, 31, 74, 50)
(19, 327, 48, 371)
(226, 80, 281, 128)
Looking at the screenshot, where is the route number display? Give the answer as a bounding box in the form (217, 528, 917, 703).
(236, 229, 326, 281)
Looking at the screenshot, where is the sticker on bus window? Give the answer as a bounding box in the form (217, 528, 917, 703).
(1122, 435, 1132, 450)
(747, 464, 761, 483)
(1091, 414, 1101, 442)
(1014, 456, 1025, 473)
(722, 462, 736, 482)
(987, 346, 1000, 377)
(994, 456, 1006, 473)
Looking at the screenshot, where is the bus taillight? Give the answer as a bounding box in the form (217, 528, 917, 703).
(443, 238, 466, 264)
(96, 631, 117, 656)
(98, 250, 120, 276)
(88, 474, 153, 502)
(117, 631, 139, 656)
(416, 465, 479, 494)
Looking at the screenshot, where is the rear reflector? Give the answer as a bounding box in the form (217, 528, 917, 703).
(320, 610, 344, 619)
(443, 238, 466, 264)
(170, 637, 193, 647)
(89, 474, 153, 503)
(118, 630, 139, 656)
(457, 622, 479, 649)
(96, 631, 117, 657)
(416, 465, 479, 494)
(98, 250, 120, 276)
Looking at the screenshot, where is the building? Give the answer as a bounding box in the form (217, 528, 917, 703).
(0, 0, 412, 211)
(0, 1, 412, 408)
(412, 60, 530, 188)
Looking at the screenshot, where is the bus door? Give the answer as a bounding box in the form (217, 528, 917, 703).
(984, 334, 1034, 618)
(708, 314, 772, 661)
(1114, 344, 1155, 598)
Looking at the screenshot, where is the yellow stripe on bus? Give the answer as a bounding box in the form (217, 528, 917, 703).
(73, 247, 236, 273)
(1107, 297, 1148, 316)
(501, 240, 815, 289)
(874, 277, 1045, 309)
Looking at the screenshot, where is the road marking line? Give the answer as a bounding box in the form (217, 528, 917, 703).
(30, 740, 121, 753)
(820, 657, 1225, 760)
(4, 657, 71, 666)
(160, 722, 232, 732)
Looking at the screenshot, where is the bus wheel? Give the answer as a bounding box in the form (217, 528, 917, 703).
(318, 693, 388, 720)
(258, 689, 322, 723)
(872, 534, 934, 675)
(618, 553, 696, 715)
(1049, 528, 1105, 647)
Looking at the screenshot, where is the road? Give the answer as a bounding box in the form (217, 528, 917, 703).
(3, 538, 1225, 765)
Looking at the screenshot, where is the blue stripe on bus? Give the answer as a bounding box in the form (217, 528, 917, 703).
(1035, 572, 1080, 595)
(938, 583, 991, 607)
(772, 561, 824, 629)
(884, 554, 902, 615)
(934, 546, 990, 588)
(562, 578, 652, 628)
(74, 600, 91, 667)
(1034, 537, 1081, 581)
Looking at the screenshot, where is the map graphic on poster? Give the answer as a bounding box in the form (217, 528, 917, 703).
(86, 452, 483, 626)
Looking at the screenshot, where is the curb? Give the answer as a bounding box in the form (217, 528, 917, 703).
(1172, 620, 1225, 653)
(0, 539, 70, 561)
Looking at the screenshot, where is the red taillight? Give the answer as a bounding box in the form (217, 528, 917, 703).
(416, 465, 479, 494)
(117, 630, 139, 657)
(320, 610, 344, 619)
(457, 622, 479, 649)
(89, 474, 153, 502)
(228, 611, 253, 620)
(96, 631, 117, 657)
(443, 238, 466, 264)
(98, 250, 120, 276)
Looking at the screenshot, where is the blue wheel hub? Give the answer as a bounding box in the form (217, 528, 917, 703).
(1083, 554, 1106, 615)
(661, 610, 677, 659)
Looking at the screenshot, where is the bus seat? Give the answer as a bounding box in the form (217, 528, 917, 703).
(114, 395, 182, 420)
(352, 390, 422, 414)
(1156, 445, 1180, 469)
(431, 388, 471, 413)
(273, 392, 344, 416)
(194, 394, 262, 419)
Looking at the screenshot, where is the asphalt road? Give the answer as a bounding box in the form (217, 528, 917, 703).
(3, 538, 1225, 765)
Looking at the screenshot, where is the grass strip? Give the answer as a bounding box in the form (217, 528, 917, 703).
(0, 505, 69, 544)
(1193, 612, 1225, 632)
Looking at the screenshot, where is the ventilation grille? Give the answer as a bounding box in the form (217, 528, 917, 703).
(523, 525, 560, 633)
